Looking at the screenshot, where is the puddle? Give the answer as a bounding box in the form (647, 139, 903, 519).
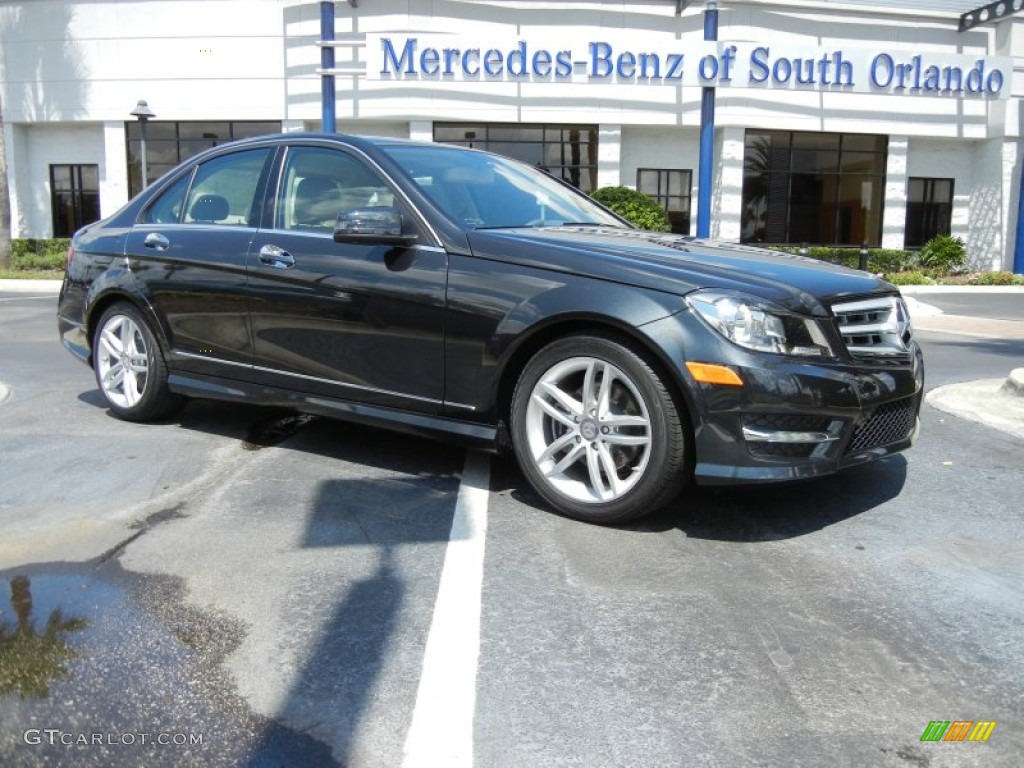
(241, 412, 317, 451)
(0, 561, 337, 766)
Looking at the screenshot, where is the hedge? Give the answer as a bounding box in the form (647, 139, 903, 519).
(11, 238, 71, 271)
(764, 245, 914, 275)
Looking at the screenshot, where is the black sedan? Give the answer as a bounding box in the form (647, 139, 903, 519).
(58, 133, 924, 524)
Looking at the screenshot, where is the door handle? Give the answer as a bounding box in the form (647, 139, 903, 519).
(258, 244, 295, 269)
(143, 232, 170, 251)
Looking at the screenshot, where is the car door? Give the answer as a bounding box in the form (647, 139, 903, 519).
(246, 143, 447, 413)
(125, 147, 274, 378)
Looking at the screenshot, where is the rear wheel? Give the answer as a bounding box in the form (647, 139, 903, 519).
(511, 335, 690, 524)
(93, 303, 183, 421)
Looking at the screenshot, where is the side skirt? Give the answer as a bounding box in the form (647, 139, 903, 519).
(167, 372, 499, 452)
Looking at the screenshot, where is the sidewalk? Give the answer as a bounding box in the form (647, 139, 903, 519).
(0, 278, 63, 293)
(901, 285, 1024, 340)
(903, 289, 1024, 440)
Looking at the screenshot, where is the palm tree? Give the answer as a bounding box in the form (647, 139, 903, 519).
(0, 96, 11, 269)
(0, 576, 88, 698)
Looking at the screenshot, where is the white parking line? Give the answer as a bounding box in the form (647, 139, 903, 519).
(0, 295, 56, 301)
(401, 451, 490, 768)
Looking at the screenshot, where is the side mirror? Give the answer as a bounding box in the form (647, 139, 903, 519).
(333, 207, 417, 247)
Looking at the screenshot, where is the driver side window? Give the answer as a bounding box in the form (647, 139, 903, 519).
(276, 147, 396, 233)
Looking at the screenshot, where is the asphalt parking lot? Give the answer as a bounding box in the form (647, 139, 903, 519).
(1, 287, 1022, 767)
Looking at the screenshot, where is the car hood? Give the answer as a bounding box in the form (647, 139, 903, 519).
(465, 227, 896, 316)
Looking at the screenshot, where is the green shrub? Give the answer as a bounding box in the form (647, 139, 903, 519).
(885, 270, 934, 286)
(967, 271, 1024, 286)
(590, 187, 670, 232)
(11, 238, 70, 271)
(918, 235, 966, 276)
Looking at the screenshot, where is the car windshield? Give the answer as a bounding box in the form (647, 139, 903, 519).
(380, 144, 626, 230)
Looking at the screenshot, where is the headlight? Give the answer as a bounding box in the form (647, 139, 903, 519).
(686, 290, 834, 358)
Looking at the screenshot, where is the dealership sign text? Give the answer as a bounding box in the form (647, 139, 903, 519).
(366, 36, 1010, 98)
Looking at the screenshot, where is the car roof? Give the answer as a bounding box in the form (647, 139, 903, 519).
(222, 132, 434, 150)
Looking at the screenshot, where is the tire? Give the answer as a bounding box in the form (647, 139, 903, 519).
(510, 334, 690, 524)
(93, 302, 184, 422)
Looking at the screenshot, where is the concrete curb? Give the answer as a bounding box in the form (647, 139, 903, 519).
(1001, 369, 1024, 397)
(926, 372, 1024, 441)
(0, 279, 63, 293)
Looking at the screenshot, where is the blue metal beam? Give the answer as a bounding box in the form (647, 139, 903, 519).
(320, 1, 336, 133)
(1015, 163, 1024, 274)
(696, 3, 718, 239)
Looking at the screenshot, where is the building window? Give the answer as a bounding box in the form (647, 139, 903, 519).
(50, 164, 100, 237)
(905, 178, 953, 248)
(637, 168, 691, 234)
(126, 121, 281, 197)
(434, 123, 599, 193)
(741, 131, 887, 247)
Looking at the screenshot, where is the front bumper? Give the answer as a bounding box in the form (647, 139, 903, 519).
(643, 311, 926, 485)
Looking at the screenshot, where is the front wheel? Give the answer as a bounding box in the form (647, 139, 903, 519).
(510, 335, 690, 524)
(93, 303, 183, 422)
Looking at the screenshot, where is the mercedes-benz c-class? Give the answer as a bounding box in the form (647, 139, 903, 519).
(58, 133, 923, 524)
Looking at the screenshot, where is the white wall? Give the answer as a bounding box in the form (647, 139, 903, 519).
(715, 127, 745, 241)
(907, 136, 1020, 270)
(21, 124, 106, 238)
(101, 121, 129, 218)
(968, 138, 1018, 271)
(597, 125, 621, 190)
(0, 0, 285, 123)
(620, 126, 700, 190)
(882, 136, 909, 251)
(907, 137, 978, 260)
(620, 126, 701, 233)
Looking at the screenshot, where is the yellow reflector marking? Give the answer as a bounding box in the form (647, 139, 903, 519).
(685, 362, 744, 387)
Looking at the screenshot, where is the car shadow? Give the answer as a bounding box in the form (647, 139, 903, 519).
(493, 452, 909, 542)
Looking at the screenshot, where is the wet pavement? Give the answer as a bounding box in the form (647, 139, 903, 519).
(0, 562, 336, 767)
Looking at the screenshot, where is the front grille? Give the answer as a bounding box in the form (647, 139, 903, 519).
(744, 413, 833, 432)
(747, 441, 818, 459)
(845, 395, 918, 454)
(831, 296, 913, 358)
(743, 413, 839, 460)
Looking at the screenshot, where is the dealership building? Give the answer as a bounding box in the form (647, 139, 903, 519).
(2, 0, 1023, 271)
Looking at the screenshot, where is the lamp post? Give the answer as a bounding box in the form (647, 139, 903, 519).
(130, 99, 155, 191)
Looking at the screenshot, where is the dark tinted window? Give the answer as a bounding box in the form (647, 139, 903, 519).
(183, 149, 270, 227)
(905, 178, 954, 248)
(143, 171, 193, 224)
(638, 168, 692, 235)
(50, 164, 100, 237)
(276, 147, 395, 232)
(741, 131, 887, 246)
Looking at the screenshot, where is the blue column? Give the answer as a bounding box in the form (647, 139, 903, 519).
(696, 3, 718, 239)
(320, 1, 336, 133)
(1015, 160, 1024, 274)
